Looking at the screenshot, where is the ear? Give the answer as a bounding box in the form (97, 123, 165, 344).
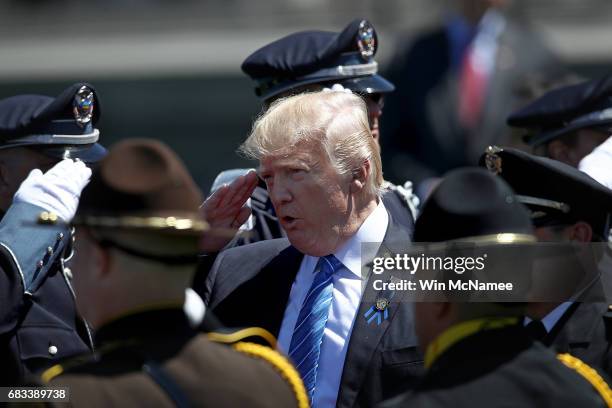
(0, 161, 11, 195)
(86, 231, 112, 280)
(349, 159, 371, 193)
(567, 221, 593, 243)
(547, 140, 577, 167)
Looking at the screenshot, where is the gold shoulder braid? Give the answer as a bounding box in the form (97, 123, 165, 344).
(207, 327, 277, 348)
(557, 353, 612, 407)
(234, 342, 309, 408)
(41, 363, 64, 383)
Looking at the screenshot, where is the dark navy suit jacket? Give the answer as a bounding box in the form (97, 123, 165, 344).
(199, 206, 424, 408)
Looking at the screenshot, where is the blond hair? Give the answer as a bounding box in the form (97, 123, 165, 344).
(240, 90, 383, 197)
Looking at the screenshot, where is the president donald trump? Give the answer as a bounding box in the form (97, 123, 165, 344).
(198, 90, 422, 407)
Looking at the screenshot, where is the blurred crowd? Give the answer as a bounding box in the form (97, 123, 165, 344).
(1, 0, 612, 407)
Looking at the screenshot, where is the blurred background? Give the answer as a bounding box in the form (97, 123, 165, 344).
(0, 0, 610, 192)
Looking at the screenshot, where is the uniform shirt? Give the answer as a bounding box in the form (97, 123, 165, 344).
(579, 135, 612, 190)
(524, 301, 573, 333)
(278, 200, 389, 408)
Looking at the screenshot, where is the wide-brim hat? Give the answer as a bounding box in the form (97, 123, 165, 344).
(71, 139, 206, 236)
(414, 167, 534, 244)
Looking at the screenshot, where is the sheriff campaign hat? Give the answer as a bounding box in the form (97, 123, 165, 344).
(414, 167, 534, 243)
(0, 82, 106, 163)
(481, 146, 612, 240)
(37, 139, 231, 264)
(242, 19, 395, 101)
(507, 75, 612, 147)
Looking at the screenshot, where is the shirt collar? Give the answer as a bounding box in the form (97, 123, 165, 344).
(523, 301, 573, 333)
(332, 200, 389, 278)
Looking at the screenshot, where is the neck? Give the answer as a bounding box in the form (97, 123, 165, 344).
(92, 295, 185, 329)
(335, 196, 378, 250)
(527, 302, 561, 320)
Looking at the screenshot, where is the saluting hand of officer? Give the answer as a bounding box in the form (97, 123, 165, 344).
(13, 158, 92, 221)
(199, 169, 258, 252)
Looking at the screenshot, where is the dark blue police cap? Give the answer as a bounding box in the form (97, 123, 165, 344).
(242, 19, 395, 101)
(0, 82, 106, 163)
(508, 75, 612, 147)
(480, 146, 612, 240)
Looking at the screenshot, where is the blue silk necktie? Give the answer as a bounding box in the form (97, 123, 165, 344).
(288, 254, 342, 402)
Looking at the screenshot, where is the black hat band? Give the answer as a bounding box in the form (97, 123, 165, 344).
(0, 128, 99, 150)
(566, 107, 612, 128)
(256, 60, 378, 98)
(515, 195, 571, 214)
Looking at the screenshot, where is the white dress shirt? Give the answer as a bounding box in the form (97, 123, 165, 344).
(278, 200, 389, 408)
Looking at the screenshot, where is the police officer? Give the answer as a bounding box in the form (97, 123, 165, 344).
(0, 83, 106, 384)
(199, 19, 418, 255)
(41, 139, 307, 408)
(379, 167, 611, 408)
(481, 146, 612, 375)
(508, 74, 612, 170)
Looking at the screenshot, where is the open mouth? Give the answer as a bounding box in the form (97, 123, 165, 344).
(281, 216, 298, 228)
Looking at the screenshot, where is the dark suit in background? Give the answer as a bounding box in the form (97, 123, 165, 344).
(381, 10, 565, 192)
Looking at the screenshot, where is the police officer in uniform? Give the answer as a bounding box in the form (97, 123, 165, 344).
(199, 19, 418, 256)
(41, 139, 307, 408)
(0, 83, 106, 384)
(379, 167, 612, 408)
(507, 74, 612, 170)
(481, 146, 612, 375)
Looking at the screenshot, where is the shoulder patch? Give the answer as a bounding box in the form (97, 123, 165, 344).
(384, 180, 419, 220)
(557, 353, 612, 406)
(233, 341, 309, 408)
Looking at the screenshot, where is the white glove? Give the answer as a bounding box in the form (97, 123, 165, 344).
(13, 159, 92, 221)
(184, 288, 206, 327)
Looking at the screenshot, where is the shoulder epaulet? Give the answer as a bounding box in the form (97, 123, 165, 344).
(207, 326, 278, 348)
(233, 342, 309, 408)
(384, 180, 419, 220)
(557, 353, 612, 406)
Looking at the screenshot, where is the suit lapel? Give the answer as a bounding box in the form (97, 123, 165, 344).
(213, 245, 304, 337)
(549, 302, 606, 353)
(337, 209, 412, 407)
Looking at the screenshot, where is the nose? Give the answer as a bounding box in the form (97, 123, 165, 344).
(267, 176, 292, 205)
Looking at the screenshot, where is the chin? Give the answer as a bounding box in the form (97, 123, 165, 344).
(287, 233, 331, 257)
